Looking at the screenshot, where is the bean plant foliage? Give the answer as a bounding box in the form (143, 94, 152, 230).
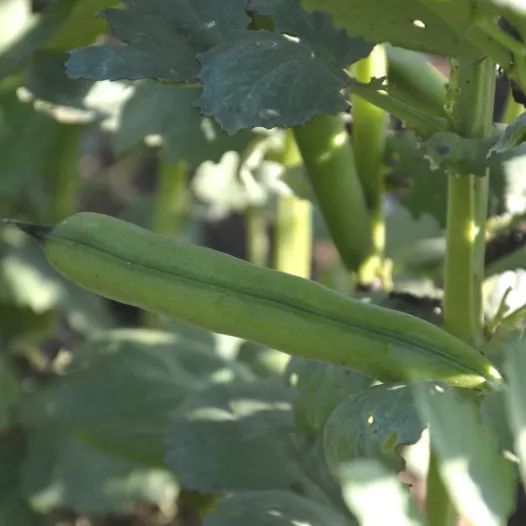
(1, 0, 526, 525)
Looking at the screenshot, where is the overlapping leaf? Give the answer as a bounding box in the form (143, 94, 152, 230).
(324, 383, 427, 475)
(285, 358, 374, 437)
(66, 0, 250, 83)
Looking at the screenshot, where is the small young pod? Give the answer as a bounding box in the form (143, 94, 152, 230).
(5, 212, 503, 390)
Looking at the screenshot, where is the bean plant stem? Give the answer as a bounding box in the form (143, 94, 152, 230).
(144, 159, 189, 328)
(153, 160, 189, 237)
(427, 56, 497, 526)
(273, 130, 311, 279)
(444, 57, 496, 346)
(352, 45, 388, 286)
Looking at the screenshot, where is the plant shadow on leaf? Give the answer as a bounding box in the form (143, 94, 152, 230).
(19, 425, 178, 516)
(17, 329, 254, 466)
(165, 378, 346, 510)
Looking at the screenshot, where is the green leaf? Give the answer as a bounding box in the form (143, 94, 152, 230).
(338, 459, 423, 526)
(416, 383, 516, 526)
(248, 0, 375, 67)
(197, 30, 350, 133)
(66, 0, 250, 82)
(20, 426, 178, 515)
(165, 379, 325, 496)
(504, 331, 526, 488)
(324, 383, 426, 475)
(114, 81, 252, 167)
(203, 490, 353, 526)
(0, 357, 19, 430)
(299, 0, 483, 57)
(19, 329, 253, 466)
(285, 358, 374, 436)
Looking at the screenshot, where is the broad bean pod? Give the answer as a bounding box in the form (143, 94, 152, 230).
(5, 212, 503, 390)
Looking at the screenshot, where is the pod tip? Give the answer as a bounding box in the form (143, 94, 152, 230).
(1, 218, 53, 242)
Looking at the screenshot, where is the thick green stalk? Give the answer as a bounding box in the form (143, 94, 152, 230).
(444, 57, 496, 346)
(273, 130, 312, 279)
(352, 45, 388, 285)
(153, 160, 189, 236)
(45, 124, 82, 223)
(293, 115, 372, 274)
(427, 56, 496, 526)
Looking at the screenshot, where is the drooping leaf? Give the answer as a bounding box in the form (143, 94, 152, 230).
(338, 459, 423, 526)
(324, 382, 426, 475)
(197, 30, 351, 133)
(20, 426, 178, 515)
(65, 0, 251, 82)
(416, 383, 516, 526)
(285, 358, 374, 437)
(165, 379, 326, 497)
(248, 0, 375, 67)
(203, 490, 354, 526)
(19, 329, 253, 466)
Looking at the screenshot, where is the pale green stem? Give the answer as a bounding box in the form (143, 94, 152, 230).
(246, 205, 269, 267)
(352, 45, 388, 285)
(273, 130, 312, 279)
(153, 160, 189, 236)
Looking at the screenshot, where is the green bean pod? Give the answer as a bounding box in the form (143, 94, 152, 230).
(5, 212, 503, 389)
